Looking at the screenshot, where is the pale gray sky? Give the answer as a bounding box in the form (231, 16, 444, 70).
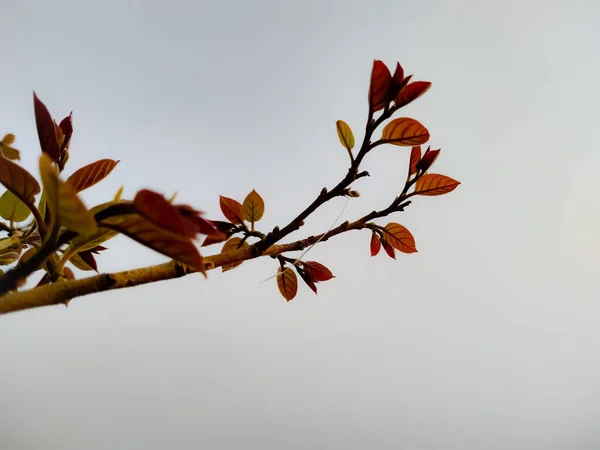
(1, 0, 600, 449)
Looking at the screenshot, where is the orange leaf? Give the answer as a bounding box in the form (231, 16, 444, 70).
(416, 148, 440, 173)
(381, 118, 429, 146)
(414, 174, 460, 196)
(335, 120, 355, 151)
(0, 157, 40, 209)
(277, 267, 298, 301)
(368, 60, 392, 112)
(395, 81, 432, 108)
(219, 195, 244, 224)
(33, 92, 61, 162)
(370, 232, 381, 256)
(220, 237, 249, 272)
(382, 223, 417, 254)
(381, 238, 396, 259)
(99, 214, 205, 274)
(303, 261, 334, 282)
(243, 189, 265, 223)
(66, 159, 120, 193)
(409, 146, 421, 175)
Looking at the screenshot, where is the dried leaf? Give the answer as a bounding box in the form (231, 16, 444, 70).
(382, 223, 417, 254)
(0, 156, 41, 213)
(370, 232, 381, 256)
(66, 159, 120, 193)
(39, 153, 96, 234)
(243, 189, 265, 223)
(0, 190, 31, 222)
(219, 195, 244, 224)
(220, 237, 249, 272)
(335, 120, 355, 151)
(409, 146, 421, 175)
(277, 267, 298, 301)
(99, 214, 205, 274)
(414, 174, 460, 196)
(368, 60, 392, 112)
(416, 148, 440, 173)
(395, 81, 432, 108)
(33, 92, 61, 162)
(381, 118, 429, 146)
(302, 261, 334, 282)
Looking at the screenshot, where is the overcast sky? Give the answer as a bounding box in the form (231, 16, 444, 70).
(2, 0, 600, 449)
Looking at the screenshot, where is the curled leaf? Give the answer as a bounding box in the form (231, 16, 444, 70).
(381, 237, 396, 259)
(370, 232, 381, 256)
(335, 120, 355, 151)
(409, 146, 421, 175)
(243, 189, 265, 223)
(416, 148, 440, 173)
(277, 266, 298, 301)
(66, 159, 120, 193)
(296, 266, 317, 294)
(381, 118, 429, 146)
(414, 174, 460, 196)
(58, 113, 73, 152)
(395, 81, 432, 108)
(368, 60, 392, 112)
(33, 92, 61, 162)
(382, 223, 417, 254)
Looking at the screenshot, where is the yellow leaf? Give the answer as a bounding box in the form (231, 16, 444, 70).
(2, 134, 15, 145)
(69, 252, 95, 271)
(0, 142, 20, 160)
(243, 189, 265, 223)
(220, 237, 249, 272)
(39, 154, 97, 234)
(0, 190, 32, 222)
(335, 120, 355, 151)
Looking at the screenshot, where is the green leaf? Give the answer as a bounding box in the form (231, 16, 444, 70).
(0, 190, 32, 222)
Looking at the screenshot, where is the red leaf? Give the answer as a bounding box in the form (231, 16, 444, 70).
(133, 189, 192, 237)
(395, 81, 432, 108)
(296, 266, 318, 294)
(368, 60, 392, 112)
(277, 267, 298, 301)
(370, 232, 381, 256)
(382, 223, 417, 254)
(174, 204, 219, 236)
(59, 113, 73, 152)
(416, 148, 440, 173)
(66, 159, 120, 192)
(414, 174, 460, 196)
(33, 92, 61, 162)
(409, 146, 421, 175)
(201, 220, 236, 247)
(78, 250, 98, 271)
(381, 118, 429, 146)
(219, 195, 244, 224)
(100, 214, 205, 273)
(381, 238, 396, 259)
(303, 261, 334, 282)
